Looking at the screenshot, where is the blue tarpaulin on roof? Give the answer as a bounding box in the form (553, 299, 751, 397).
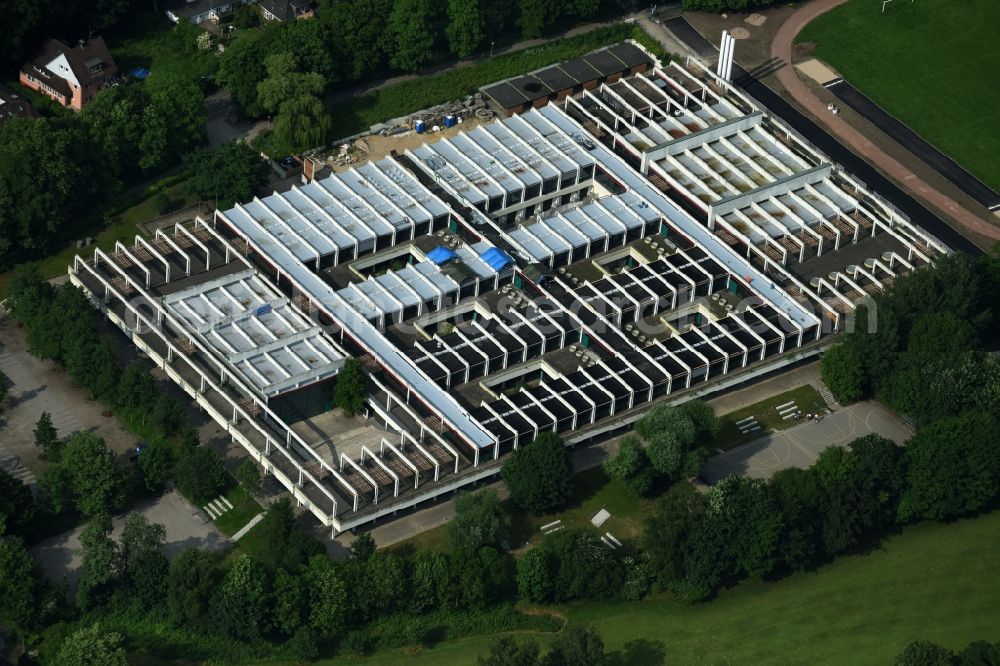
(130, 67, 150, 79)
(427, 246, 457, 265)
(480, 247, 513, 272)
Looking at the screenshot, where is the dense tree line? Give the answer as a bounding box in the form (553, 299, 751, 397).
(0, 71, 207, 266)
(820, 251, 1000, 419)
(604, 401, 720, 496)
(895, 639, 1000, 666)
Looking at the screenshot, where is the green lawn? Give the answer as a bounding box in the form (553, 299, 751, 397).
(322, 510, 1000, 665)
(710, 384, 826, 452)
(797, 0, 1000, 190)
(389, 467, 662, 557)
(212, 485, 264, 537)
(107, 11, 218, 85)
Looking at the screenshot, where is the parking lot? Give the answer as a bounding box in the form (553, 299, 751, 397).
(701, 401, 913, 484)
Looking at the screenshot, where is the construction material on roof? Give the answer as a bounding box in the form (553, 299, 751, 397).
(480, 247, 513, 272)
(427, 245, 457, 265)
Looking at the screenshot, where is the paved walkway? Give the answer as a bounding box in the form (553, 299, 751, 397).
(30, 490, 229, 593)
(771, 0, 1000, 241)
(702, 400, 912, 483)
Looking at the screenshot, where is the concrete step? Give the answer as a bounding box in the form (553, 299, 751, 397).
(218, 495, 234, 510)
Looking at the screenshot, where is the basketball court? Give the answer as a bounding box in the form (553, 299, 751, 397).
(701, 401, 913, 484)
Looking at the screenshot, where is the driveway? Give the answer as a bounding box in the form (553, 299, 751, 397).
(30, 490, 230, 591)
(701, 401, 913, 484)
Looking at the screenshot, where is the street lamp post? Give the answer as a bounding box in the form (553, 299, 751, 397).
(490, 41, 495, 57)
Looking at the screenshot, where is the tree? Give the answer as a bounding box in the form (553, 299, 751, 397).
(635, 404, 695, 445)
(410, 550, 451, 612)
(541, 529, 623, 603)
(44, 432, 126, 518)
(216, 32, 267, 117)
(681, 400, 721, 442)
(333, 357, 367, 417)
(34, 411, 59, 455)
(0, 467, 36, 538)
(448, 489, 510, 552)
(138, 441, 174, 493)
(389, 0, 440, 72)
(166, 548, 220, 626)
(642, 483, 706, 590)
(349, 531, 376, 561)
(0, 535, 37, 634)
(516, 0, 560, 39)
(118, 361, 157, 413)
(502, 431, 572, 514)
(51, 623, 127, 666)
(516, 548, 555, 604)
(236, 459, 261, 496)
(894, 640, 955, 666)
(0, 117, 110, 265)
(821, 342, 866, 403)
(899, 411, 1000, 522)
(256, 53, 325, 115)
(173, 446, 228, 504)
(478, 636, 541, 666)
(76, 514, 117, 610)
(252, 498, 324, 570)
(116, 513, 166, 585)
(303, 554, 349, 634)
(604, 435, 656, 496)
(210, 554, 271, 639)
(184, 141, 270, 209)
(325, 0, 393, 80)
(544, 624, 605, 666)
(646, 431, 685, 482)
(446, 0, 484, 59)
(271, 93, 332, 153)
(768, 468, 821, 571)
(272, 568, 306, 636)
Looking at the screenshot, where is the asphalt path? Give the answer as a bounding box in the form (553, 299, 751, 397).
(702, 401, 913, 483)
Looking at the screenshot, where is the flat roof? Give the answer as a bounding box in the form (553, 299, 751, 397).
(531, 65, 578, 92)
(607, 42, 652, 69)
(583, 49, 629, 77)
(164, 271, 344, 397)
(481, 82, 529, 109)
(508, 75, 554, 102)
(558, 59, 602, 83)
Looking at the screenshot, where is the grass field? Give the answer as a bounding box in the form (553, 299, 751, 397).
(710, 384, 826, 452)
(323, 509, 1000, 665)
(797, 0, 1000, 190)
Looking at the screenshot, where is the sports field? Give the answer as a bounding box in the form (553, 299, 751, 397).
(797, 0, 1000, 191)
(316, 509, 1000, 665)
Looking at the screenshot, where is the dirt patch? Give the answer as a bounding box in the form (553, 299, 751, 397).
(794, 41, 817, 59)
(746, 13, 767, 27)
(730, 26, 751, 39)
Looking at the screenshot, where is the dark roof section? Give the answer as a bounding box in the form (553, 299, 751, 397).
(583, 49, 629, 77)
(481, 82, 530, 109)
(480, 43, 653, 111)
(531, 66, 577, 92)
(508, 75, 553, 100)
(169, 0, 231, 18)
(0, 83, 34, 122)
(607, 42, 651, 69)
(558, 58, 602, 84)
(20, 37, 118, 99)
(260, 0, 311, 20)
